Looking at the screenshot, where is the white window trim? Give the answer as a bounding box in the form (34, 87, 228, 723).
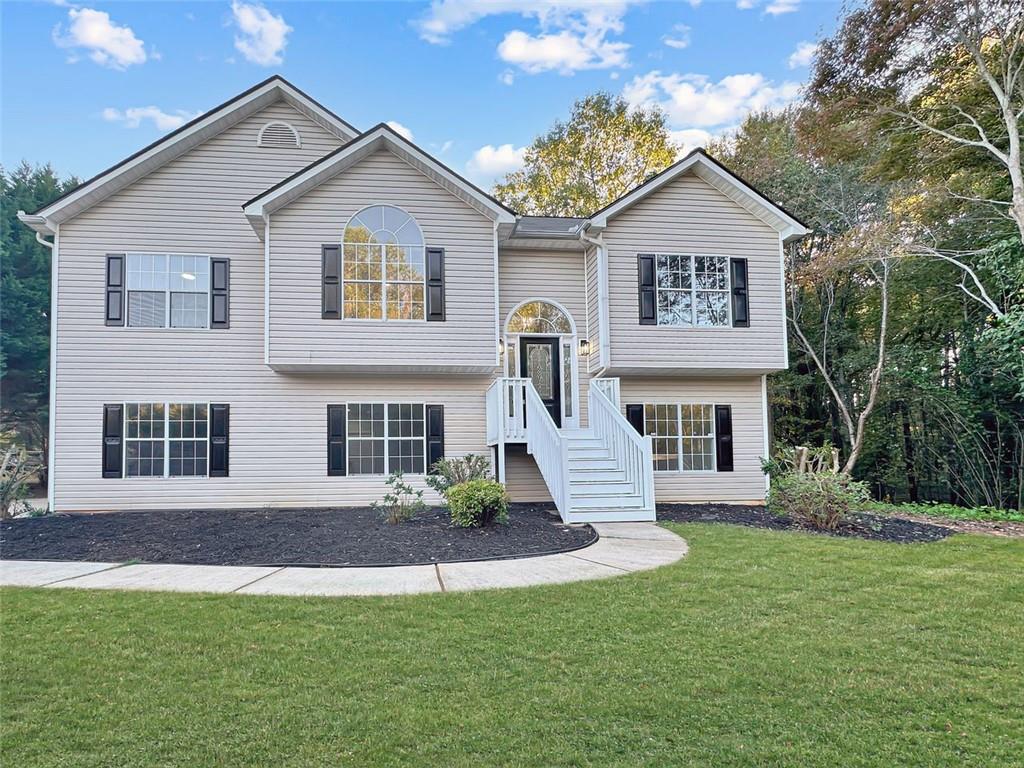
(123, 401, 211, 479)
(653, 254, 732, 329)
(342, 401, 428, 477)
(643, 401, 718, 474)
(124, 252, 214, 331)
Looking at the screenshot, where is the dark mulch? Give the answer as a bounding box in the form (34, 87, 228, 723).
(0, 504, 595, 567)
(656, 503, 953, 543)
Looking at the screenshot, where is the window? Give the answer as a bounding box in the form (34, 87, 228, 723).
(346, 402, 425, 475)
(126, 254, 211, 328)
(655, 255, 730, 327)
(643, 403, 716, 472)
(342, 205, 425, 320)
(507, 301, 572, 334)
(125, 402, 208, 477)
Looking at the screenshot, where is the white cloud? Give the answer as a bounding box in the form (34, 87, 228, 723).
(662, 24, 690, 50)
(230, 1, 291, 66)
(736, 0, 756, 9)
(499, 69, 516, 85)
(440, 140, 454, 154)
(416, 1, 635, 74)
(765, 0, 799, 15)
(53, 7, 147, 70)
(102, 106, 200, 131)
(467, 144, 527, 181)
(623, 70, 802, 128)
(669, 128, 720, 156)
(386, 121, 414, 142)
(788, 41, 817, 69)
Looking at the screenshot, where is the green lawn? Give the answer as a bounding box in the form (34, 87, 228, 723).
(3, 524, 1022, 767)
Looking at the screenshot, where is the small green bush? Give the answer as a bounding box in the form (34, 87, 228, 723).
(866, 501, 1024, 523)
(372, 472, 426, 524)
(768, 471, 870, 531)
(425, 454, 492, 496)
(446, 479, 509, 528)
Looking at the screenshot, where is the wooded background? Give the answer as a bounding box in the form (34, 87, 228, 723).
(2, 0, 1020, 508)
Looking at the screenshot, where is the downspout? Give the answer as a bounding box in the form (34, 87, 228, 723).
(579, 229, 610, 375)
(34, 228, 58, 512)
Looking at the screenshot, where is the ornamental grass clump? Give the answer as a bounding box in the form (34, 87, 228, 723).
(425, 454, 492, 495)
(372, 471, 426, 525)
(445, 479, 509, 528)
(765, 445, 870, 531)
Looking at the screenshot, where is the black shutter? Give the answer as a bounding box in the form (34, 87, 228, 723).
(327, 405, 346, 476)
(730, 258, 749, 328)
(210, 258, 230, 328)
(105, 254, 125, 326)
(426, 404, 444, 473)
(626, 404, 645, 435)
(637, 254, 656, 325)
(102, 404, 123, 478)
(208, 404, 230, 477)
(426, 247, 445, 322)
(715, 404, 734, 472)
(322, 244, 341, 319)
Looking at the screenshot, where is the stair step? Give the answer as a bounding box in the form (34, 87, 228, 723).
(569, 469, 628, 482)
(570, 482, 638, 497)
(567, 446, 614, 458)
(568, 458, 619, 470)
(566, 508, 657, 523)
(570, 494, 648, 510)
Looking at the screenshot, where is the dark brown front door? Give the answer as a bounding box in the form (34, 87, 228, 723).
(519, 336, 561, 427)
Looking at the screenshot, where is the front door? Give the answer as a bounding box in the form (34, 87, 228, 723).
(519, 336, 561, 427)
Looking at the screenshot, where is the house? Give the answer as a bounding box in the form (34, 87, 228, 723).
(19, 76, 809, 523)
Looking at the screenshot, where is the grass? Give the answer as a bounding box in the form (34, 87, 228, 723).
(867, 500, 1024, 523)
(2, 524, 1022, 767)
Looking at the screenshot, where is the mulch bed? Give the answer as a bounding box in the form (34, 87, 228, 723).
(657, 503, 953, 543)
(0, 504, 595, 567)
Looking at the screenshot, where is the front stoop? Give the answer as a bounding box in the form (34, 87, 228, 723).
(0, 524, 687, 597)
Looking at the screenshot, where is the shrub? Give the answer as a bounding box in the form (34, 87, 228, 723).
(372, 471, 426, 524)
(446, 479, 509, 528)
(768, 471, 870, 531)
(425, 454, 492, 496)
(1, 447, 41, 520)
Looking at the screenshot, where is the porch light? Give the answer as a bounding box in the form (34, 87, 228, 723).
(579, 338, 591, 356)
(498, 338, 505, 356)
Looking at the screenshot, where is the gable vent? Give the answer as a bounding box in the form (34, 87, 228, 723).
(257, 121, 301, 149)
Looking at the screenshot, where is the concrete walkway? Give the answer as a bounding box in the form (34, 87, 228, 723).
(0, 523, 687, 597)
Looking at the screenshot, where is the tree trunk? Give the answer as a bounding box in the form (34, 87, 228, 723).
(901, 403, 919, 502)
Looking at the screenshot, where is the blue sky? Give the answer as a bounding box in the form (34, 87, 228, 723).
(1, 1, 841, 189)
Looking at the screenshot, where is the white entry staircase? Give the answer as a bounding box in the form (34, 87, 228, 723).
(486, 377, 656, 523)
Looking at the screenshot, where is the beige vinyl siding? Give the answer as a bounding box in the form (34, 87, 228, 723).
(53, 103, 491, 512)
(619, 376, 768, 504)
(498, 248, 590, 426)
(504, 450, 553, 503)
(584, 245, 602, 375)
(268, 151, 497, 370)
(602, 172, 786, 373)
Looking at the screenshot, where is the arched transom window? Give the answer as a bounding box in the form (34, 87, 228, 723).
(507, 301, 573, 334)
(343, 205, 425, 320)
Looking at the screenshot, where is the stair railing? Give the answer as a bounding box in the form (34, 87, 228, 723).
(524, 380, 571, 520)
(588, 378, 656, 515)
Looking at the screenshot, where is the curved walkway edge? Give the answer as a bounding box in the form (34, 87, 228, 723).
(0, 523, 688, 596)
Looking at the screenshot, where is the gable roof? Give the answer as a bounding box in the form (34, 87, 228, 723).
(241, 123, 517, 238)
(20, 76, 359, 236)
(587, 148, 811, 243)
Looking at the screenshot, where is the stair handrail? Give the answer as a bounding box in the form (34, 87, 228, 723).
(523, 380, 571, 520)
(588, 379, 656, 513)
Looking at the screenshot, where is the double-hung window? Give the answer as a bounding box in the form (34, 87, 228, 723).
(346, 402, 426, 475)
(125, 402, 209, 477)
(126, 254, 211, 328)
(655, 255, 730, 327)
(644, 403, 716, 472)
(342, 205, 426, 320)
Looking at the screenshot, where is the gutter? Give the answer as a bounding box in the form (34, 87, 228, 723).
(579, 228, 611, 374)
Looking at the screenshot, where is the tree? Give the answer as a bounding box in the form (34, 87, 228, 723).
(0, 162, 79, 480)
(493, 92, 678, 216)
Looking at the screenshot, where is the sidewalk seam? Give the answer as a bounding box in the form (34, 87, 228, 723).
(41, 562, 128, 587)
(434, 564, 446, 592)
(564, 553, 632, 572)
(231, 566, 286, 593)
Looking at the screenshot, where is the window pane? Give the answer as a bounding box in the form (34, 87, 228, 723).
(343, 243, 380, 281)
(694, 256, 728, 290)
(126, 440, 164, 477)
(695, 290, 729, 327)
(343, 282, 383, 319)
(169, 255, 210, 292)
(385, 245, 425, 282)
(127, 254, 167, 291)
(644, 404, 679, 471)
(657, 290, 691, 326)
(170, 292, 208, 328)
(562, 343, 573, 419)
(128, 291, 166, 327)
(385, 283, 424, 320)
(386, 403, 425, 474)
(656, 255, 690, 290)
(507, 301, 572, 334)
(680, 405, 715, 471)
(169, 439, 208, 477)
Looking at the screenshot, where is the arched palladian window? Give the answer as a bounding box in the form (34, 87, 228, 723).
(343, 205, 425, 320)
(507, 301, 572, 334)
